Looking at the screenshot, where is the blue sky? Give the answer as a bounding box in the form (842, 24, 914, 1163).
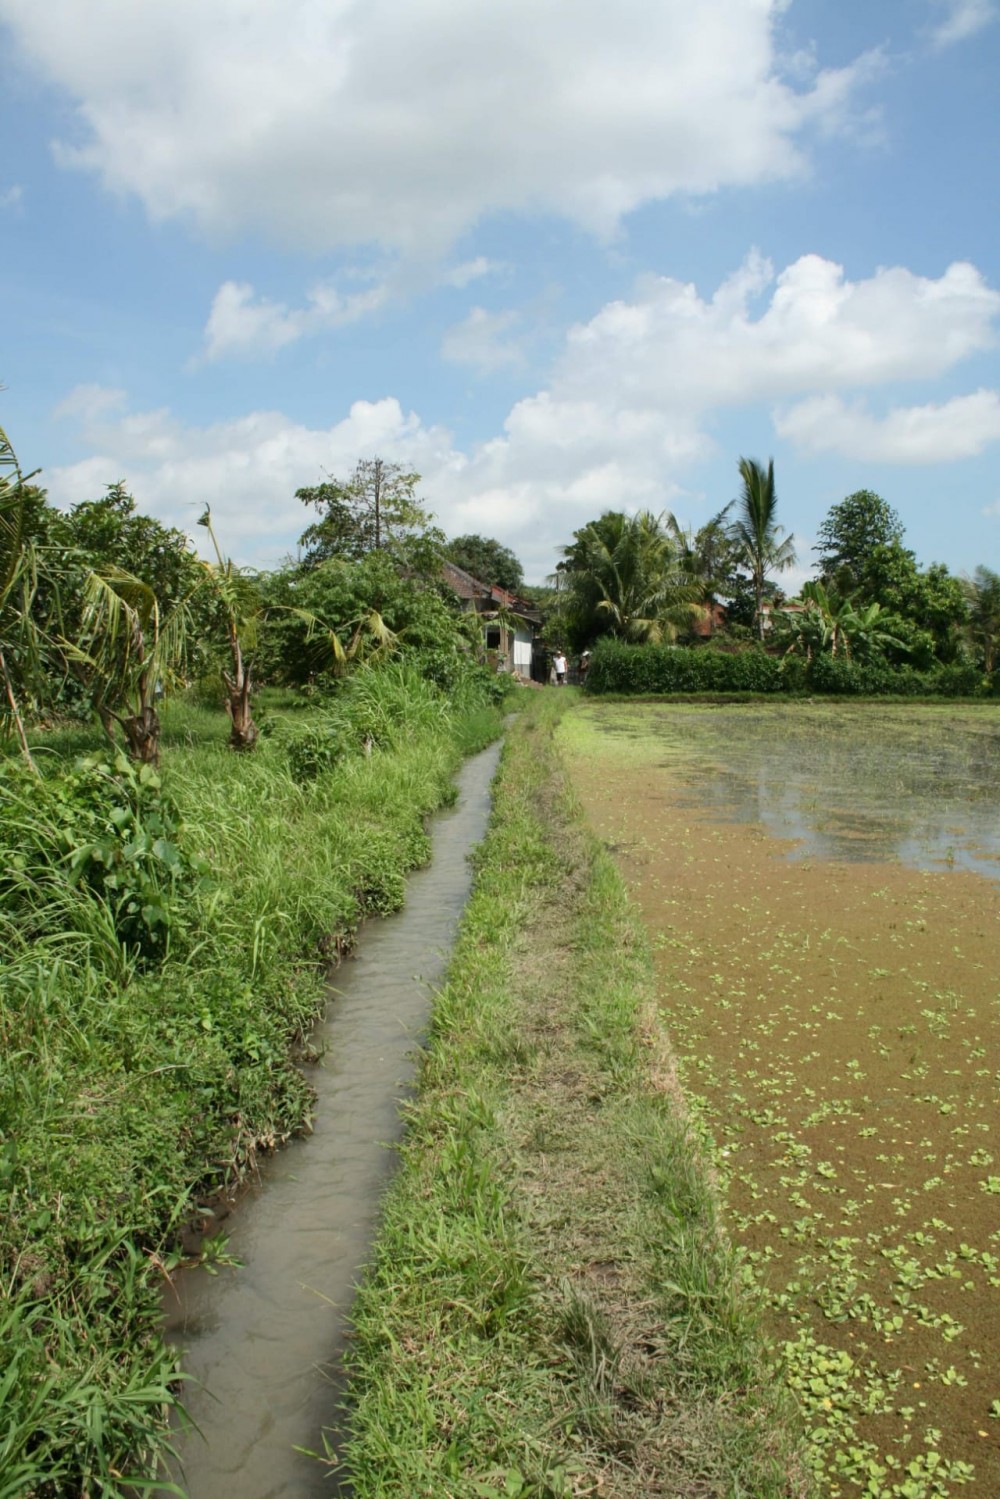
(2, 0, 999, 585)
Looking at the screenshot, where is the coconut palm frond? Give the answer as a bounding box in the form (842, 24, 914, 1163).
(731, 457, 796, 639)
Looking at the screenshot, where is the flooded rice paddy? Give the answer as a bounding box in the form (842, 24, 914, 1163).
(560, 701, 1000, 1499)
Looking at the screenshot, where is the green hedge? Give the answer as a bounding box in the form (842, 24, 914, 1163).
(585, 640, 784, 694)
(584, 640, 998, 698)
(803, 656, 994, 697)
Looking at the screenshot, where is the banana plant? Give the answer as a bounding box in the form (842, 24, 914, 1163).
(197, 507, 262, 751)
(0, 426, 42, 769)
(285, 602, 397, 677)
(68, 566, 196, 764)
(779, 581, 905, 663)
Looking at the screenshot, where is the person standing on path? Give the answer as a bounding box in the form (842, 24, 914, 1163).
(553, 651, 568, 685)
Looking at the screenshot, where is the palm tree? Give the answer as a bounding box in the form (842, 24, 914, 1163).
(562, 510, 700, 644)
(666, 504, 737, 636)
(964, 566, 1000, 673)
(730, 458, 796, 640)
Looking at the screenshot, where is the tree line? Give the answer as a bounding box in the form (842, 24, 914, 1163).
(0, 428, 524, 768)
(543, 457, 1000, 678)
(4, 419, 998, 771)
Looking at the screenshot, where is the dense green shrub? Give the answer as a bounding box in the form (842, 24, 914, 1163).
(779, 654, 809, 694)
(0, 750, 207, 961)
(282, 722, 346, 780)
(406, 646, 512, 707)
(585, 640, 997, 698)
(585, 640, 784, 695)
(804, 656, 992, 697)
(804, 656, 924, 696)
(934, 662, 992, 697)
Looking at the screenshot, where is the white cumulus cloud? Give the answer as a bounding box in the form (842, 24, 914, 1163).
(551, 253, 1000, 410)
(441, 308, 526, 373)
(926, 0, 997, 48)
(43, 252, 1000, 576)
(0, 0, 879, 255)
(776, 390, 1000, 462)
(199, 279, 388, 361)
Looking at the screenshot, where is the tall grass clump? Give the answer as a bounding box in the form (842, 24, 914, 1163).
(0, 664, 506, 1494)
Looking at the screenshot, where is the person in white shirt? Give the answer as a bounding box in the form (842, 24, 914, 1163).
(553, 651, 568, 684)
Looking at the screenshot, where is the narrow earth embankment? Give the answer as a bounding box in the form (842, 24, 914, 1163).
(336, 693, 809, 1498)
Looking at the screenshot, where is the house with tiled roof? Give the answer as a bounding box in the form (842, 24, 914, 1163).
(441, 560, 542, 679)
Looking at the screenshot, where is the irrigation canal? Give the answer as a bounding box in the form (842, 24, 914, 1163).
(162, 739, 503, 1498)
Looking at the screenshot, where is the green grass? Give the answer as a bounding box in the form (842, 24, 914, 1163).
(335, 692, 812, 1498)
(0, 674, 504, 1495)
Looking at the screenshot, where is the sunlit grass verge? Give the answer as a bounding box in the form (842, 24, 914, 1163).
(335, 691, 813, 1498)
(0, 667, 503, 1496)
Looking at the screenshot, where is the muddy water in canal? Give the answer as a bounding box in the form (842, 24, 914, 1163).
(163, 740, 501, 1499)
(560, 702, 1000, 1498)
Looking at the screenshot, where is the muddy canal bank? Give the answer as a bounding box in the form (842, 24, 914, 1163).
(163, 739, 502, 1498)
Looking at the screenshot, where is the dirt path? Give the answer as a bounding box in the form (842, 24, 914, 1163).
(561, 709, 1000, 1498)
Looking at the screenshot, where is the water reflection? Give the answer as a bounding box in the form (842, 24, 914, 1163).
(606, 704, 1000, 877)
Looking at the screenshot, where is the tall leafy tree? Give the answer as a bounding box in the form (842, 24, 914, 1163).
(729, 458, 796, 640)
(815, 490, 904, 590)
(445, 534, 524, 593)
(297, 458, 435, 568)
(59, 482, 201, 611)
(856, 542, 968, 665)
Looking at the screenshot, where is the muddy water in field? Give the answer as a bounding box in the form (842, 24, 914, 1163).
(561, 702, 1000, 1498)
(590, 700, 1000, 876)
(162, 740, 501, 1499)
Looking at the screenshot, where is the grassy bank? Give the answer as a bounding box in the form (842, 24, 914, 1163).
(0, 668, 503, 1496)
(336, 691, 811, 1497)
